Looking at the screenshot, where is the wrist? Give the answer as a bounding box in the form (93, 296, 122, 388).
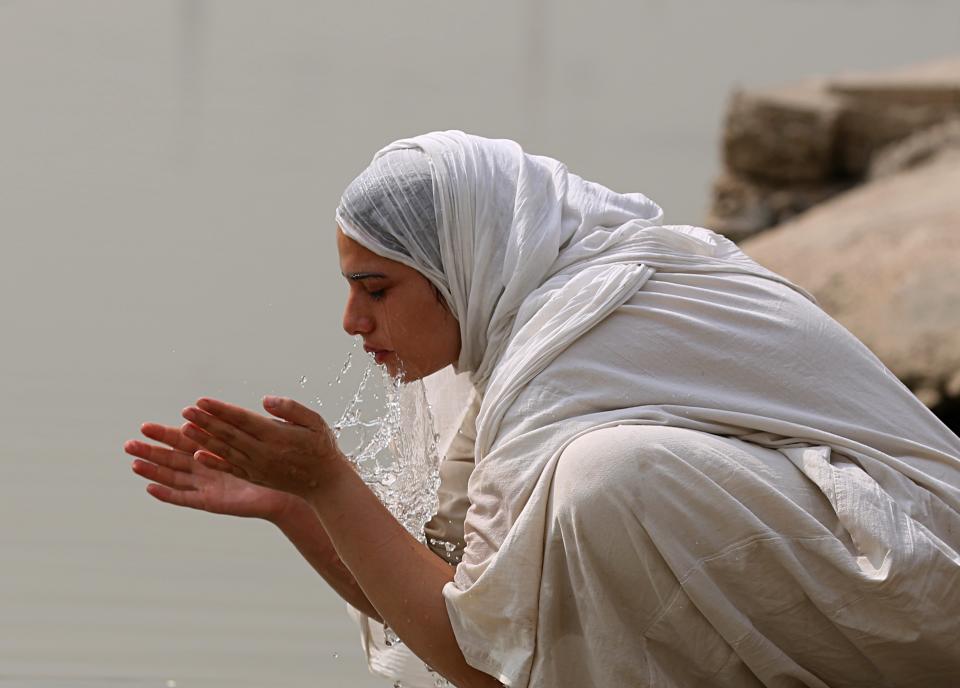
(301, 454, 369, 527)
(267, 492, 313, 530)
(302, 451, 358, 511)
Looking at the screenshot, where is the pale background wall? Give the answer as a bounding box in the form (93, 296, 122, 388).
(1, 2, 957, 686)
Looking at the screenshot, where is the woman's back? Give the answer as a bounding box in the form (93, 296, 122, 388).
(449, 261, 960, 687)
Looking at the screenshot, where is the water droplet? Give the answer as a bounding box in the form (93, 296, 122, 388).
(299, 375, 308, 387)
(332, 351, 354, 385)
(165, 681, 177, 688)
(380, 472, 397, 486)
(332, 652, 339, 659)
(444, 541, 456, 553)
(384, 625, 402, 647)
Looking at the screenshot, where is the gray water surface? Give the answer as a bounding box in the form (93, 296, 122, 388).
(2, 1, 958, 686)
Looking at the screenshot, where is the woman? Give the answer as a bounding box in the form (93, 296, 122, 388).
(126, 131, 960, 687)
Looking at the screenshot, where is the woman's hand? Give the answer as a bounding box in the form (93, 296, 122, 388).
(179, 396, 345, 499)
(150, 397, 498, 685)
(124, 422, 299, 523)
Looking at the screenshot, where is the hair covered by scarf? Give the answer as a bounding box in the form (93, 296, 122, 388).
(337, 148, 443, 286)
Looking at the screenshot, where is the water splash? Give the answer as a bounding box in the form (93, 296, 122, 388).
(325, 345, 445, 665)
(383, 624, 401, 647)
(329, 351, 442, 546)
(329, 341, 357, 387)
(298, 375, 308, 387)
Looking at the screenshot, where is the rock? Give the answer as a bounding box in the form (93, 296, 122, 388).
(741, 151, 960, 422)
(947, 370, 960, 399)
(834, 100, 956, 176)
(869, 116, 960, 179)
(828, 57, 960, 176)
(711, 57, 960, 238)
(723, 82, 842, 184)
(705, 171, 847, 242)
(829, 56, 960, 106)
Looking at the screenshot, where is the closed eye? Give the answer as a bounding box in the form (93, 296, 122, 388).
(369, 289, 386, 301)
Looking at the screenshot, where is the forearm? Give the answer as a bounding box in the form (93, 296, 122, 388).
(272, 496, 382, 621)
(307, 460, 499, 688)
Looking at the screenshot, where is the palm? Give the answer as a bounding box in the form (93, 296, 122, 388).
(187, 459, 289, 517)
(125, 423, 296, 521)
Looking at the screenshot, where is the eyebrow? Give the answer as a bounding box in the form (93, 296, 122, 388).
(343, 271, 387, 282)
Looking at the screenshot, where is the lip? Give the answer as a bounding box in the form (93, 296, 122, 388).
(363, 344, 394, 364)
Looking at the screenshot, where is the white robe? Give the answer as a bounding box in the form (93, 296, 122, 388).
(445, 269, 960, 687)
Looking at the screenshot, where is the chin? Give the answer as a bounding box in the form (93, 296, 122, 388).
(382, 358, 422, 383)
(386, 356, 444, 384)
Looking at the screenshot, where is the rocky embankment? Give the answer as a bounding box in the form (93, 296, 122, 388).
(708, 57, 960, 433)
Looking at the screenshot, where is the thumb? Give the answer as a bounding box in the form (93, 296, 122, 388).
(263, 396, 326, 429)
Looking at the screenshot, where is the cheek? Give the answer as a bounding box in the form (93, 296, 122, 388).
(399, 294, 451, 346)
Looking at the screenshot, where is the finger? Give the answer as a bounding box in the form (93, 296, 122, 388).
(131, 458, 197, 491)
(263, 396, 326, 430)
(124, 439, 194, 472)
(145, 482, 203, 509)
(195, 449, 249, 480)
(194, 397, 276, 439)
(181, 421, 251, 468)
(182, 407, 259, 456)
(141, 422, 202, 454)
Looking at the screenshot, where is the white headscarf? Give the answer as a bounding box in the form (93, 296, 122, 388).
(337, 132, 960, 686)
(337, 131, 668, 392)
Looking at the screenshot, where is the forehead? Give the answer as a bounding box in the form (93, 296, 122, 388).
(336, 226, 404, 275)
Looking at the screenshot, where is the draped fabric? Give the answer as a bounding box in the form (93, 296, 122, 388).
(336, 131, 960, 686)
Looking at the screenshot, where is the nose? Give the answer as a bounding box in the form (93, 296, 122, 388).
(342, 290, 374, 336)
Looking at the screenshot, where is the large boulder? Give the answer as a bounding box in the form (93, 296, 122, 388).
(741, 151, 960, 428)
(723, 81, 842, 184)
(706, 170, 848, 243)
(710, 57, 960, 241)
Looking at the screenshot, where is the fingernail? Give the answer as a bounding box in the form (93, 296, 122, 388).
(264, 396, 280, 407)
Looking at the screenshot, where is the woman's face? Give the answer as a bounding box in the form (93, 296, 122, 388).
(337, 227, 461, 382)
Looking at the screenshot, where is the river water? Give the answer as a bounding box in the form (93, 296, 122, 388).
(1, 1, 957, 686)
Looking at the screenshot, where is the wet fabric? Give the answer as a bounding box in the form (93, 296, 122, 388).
(336, 131, 960, 687)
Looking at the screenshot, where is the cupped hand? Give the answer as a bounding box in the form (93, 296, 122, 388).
(125, 422, 299, 522)
(179, 396, 345, 498)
